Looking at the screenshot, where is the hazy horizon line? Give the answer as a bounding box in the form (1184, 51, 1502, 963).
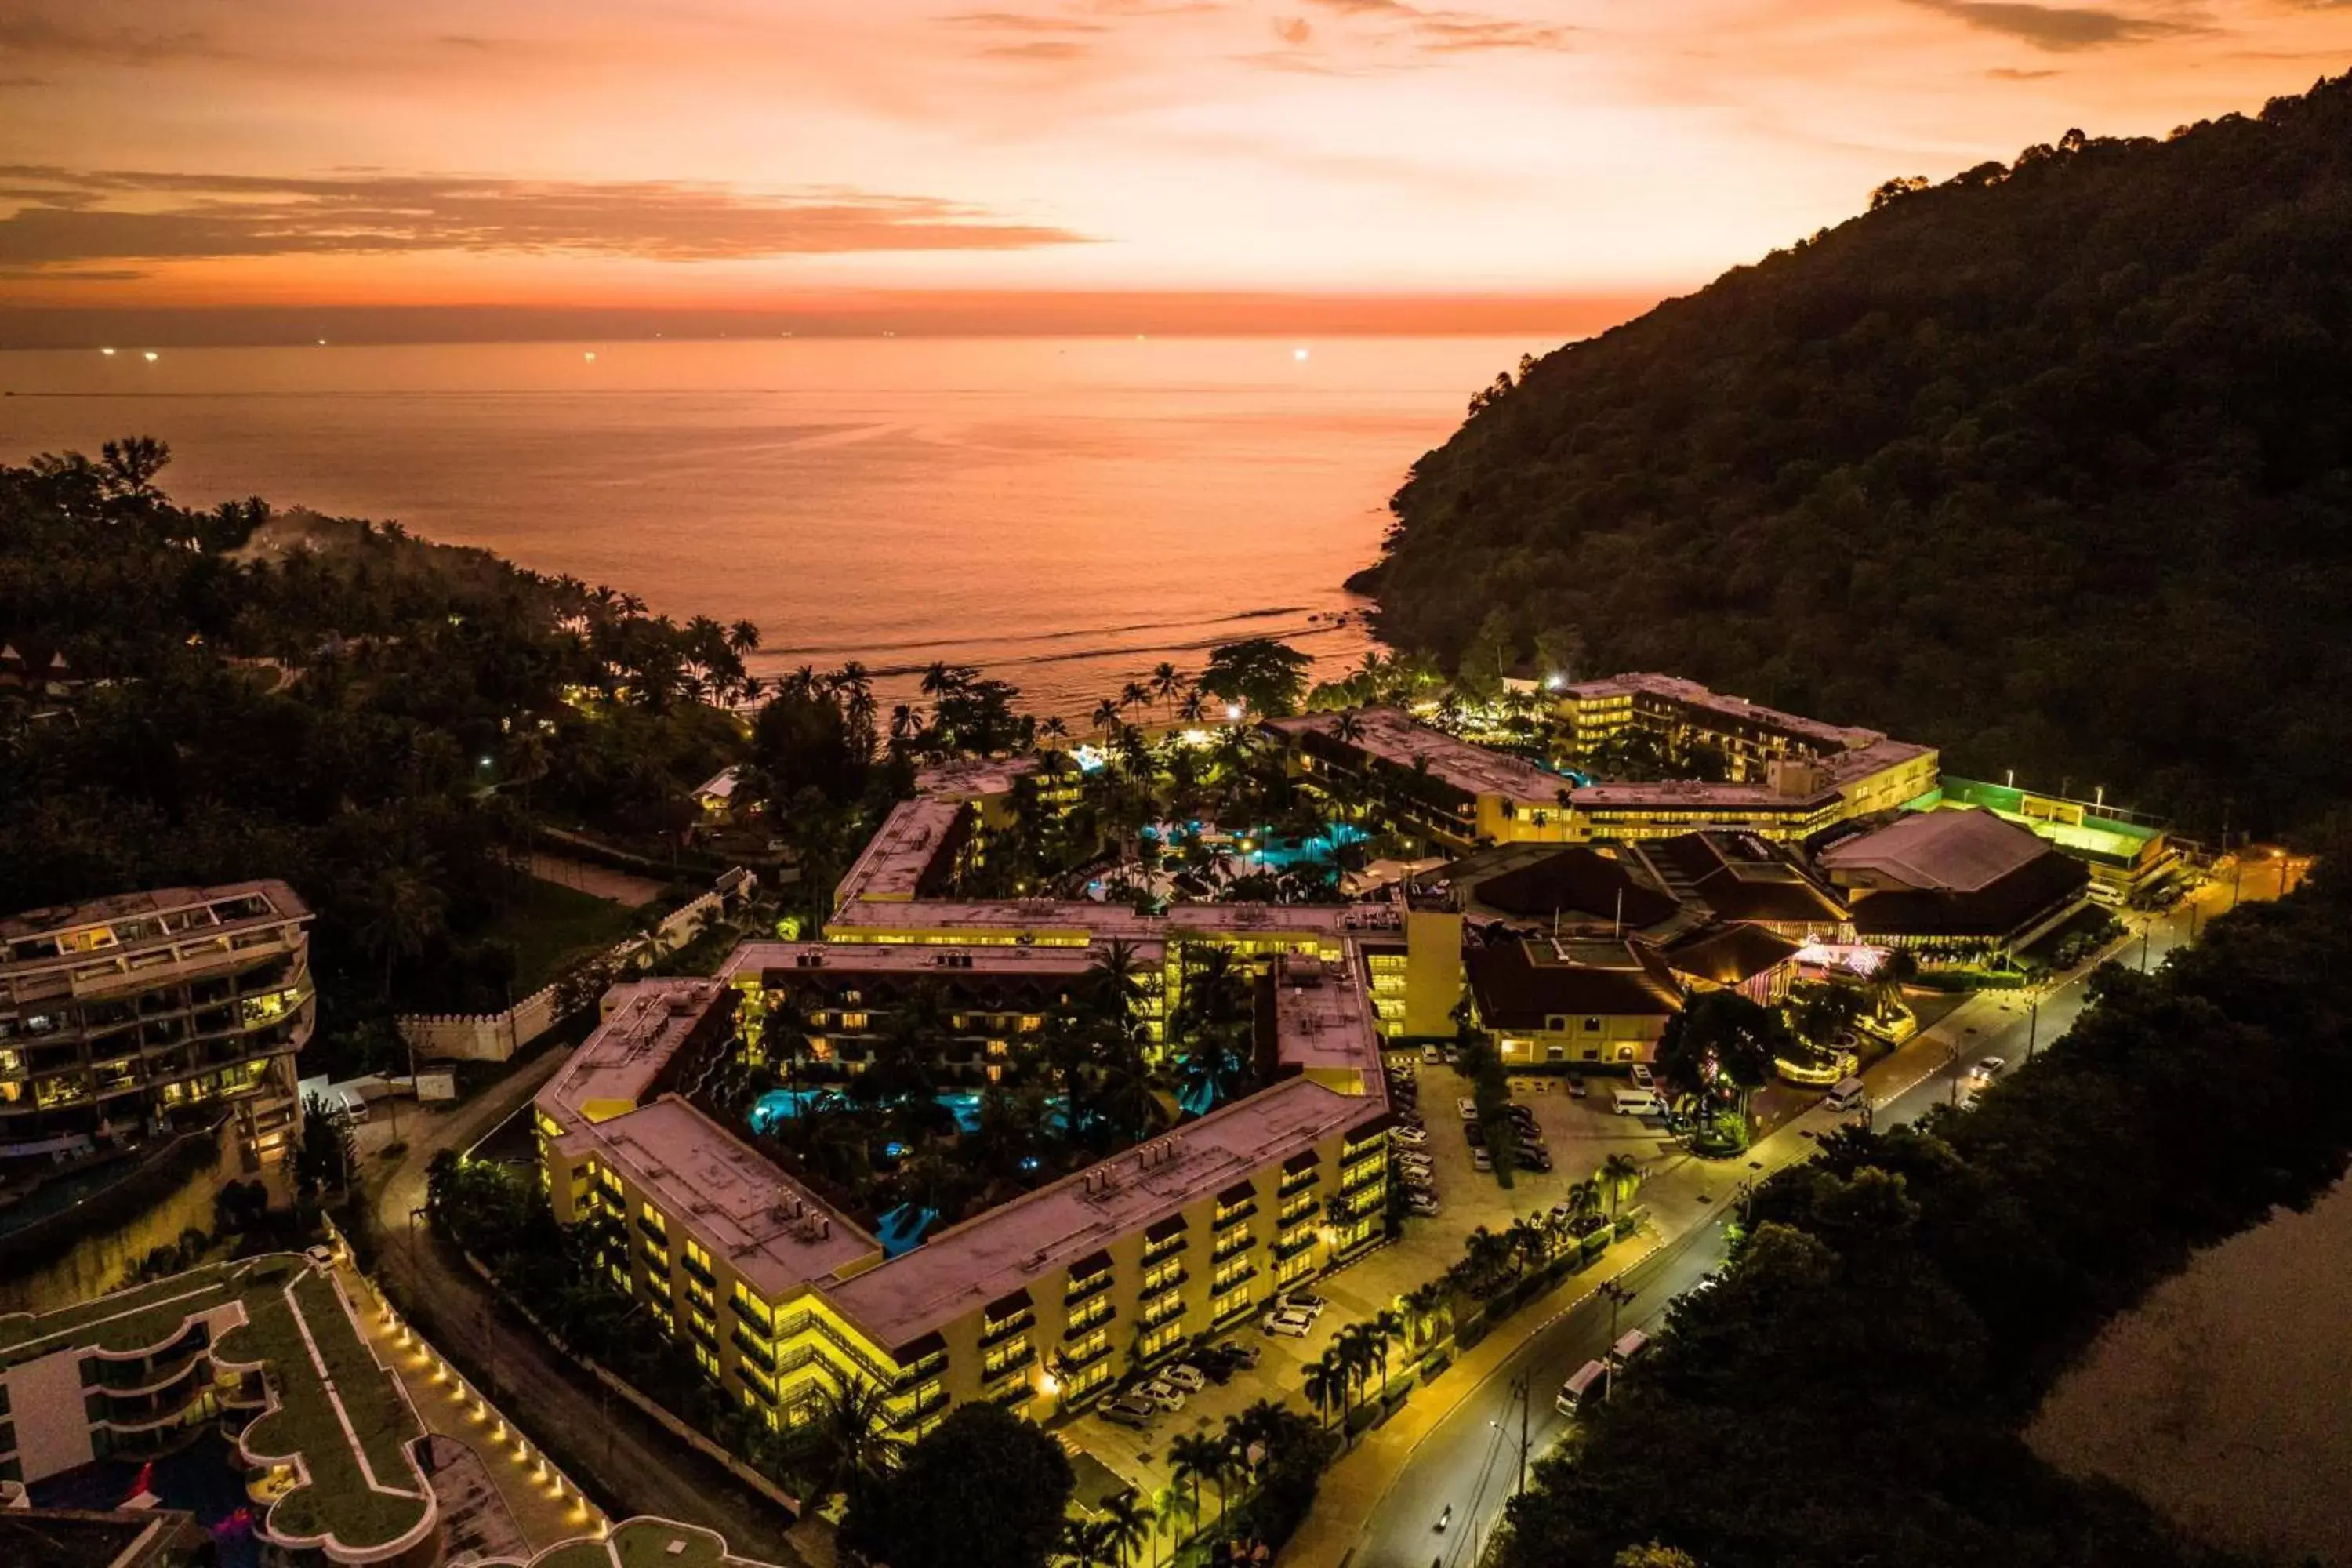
(0, 290, 1669, 350)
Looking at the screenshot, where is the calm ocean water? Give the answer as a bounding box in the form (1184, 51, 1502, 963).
(0, 336, 1550, 715)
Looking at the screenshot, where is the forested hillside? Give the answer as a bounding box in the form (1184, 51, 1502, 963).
(1358, 71, 2352, 837)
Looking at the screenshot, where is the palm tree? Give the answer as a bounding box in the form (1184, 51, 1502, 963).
(1868, 946, 1922, 1019)
(1096, 1489, 1151, 1565)
(727, 618, 761, 655)
(1149, 662, 1189, 718)
(1331, 711, 1366, 746)
(1177, 689, 1207, 724)
(1040, 714, 1072, 745)
(808, 1377, 906, 1505)
(357, 867, 447, 1002)
(1091, 697, 1124, 739)
(1370, 1308, 1404, 1399)
(1119, 679, 1152, 714)
(1302, 1351, 1343, 1430)
(1061, 1515, 1115, 1568)
(1601, 1152, 1644, 1218)
(1167, 1432, 1225, 1527)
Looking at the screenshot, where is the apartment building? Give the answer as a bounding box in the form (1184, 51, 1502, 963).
(1264, 710, 1580, 852)
(0, 1251, 439, 1567)
(535, 950, 1392, 1438)
(0, 882, 315, 1171)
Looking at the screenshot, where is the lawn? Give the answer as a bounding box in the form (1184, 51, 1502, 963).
(492, 876, 648, 993)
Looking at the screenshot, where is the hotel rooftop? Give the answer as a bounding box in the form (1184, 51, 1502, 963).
(536, 938, 1387, 1352)
(1265, 708, 1570, 804)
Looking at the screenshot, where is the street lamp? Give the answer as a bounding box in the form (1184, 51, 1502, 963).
(1595, 1279, 1637, 1403)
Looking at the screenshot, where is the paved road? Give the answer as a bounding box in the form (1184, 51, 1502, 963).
(363, 1051, 803, 1565)
(1348, 874, 2261, 1566)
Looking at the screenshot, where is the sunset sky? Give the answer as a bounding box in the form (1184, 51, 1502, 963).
(4, 0, 2349, 332)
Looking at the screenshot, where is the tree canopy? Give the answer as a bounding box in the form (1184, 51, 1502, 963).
(1497, 866, 2352, 1568)
(1356, 72, 2352, 838)
(842, 1402, 1074, 1568)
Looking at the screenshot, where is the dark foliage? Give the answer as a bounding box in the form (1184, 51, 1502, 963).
(1361, 74, 2352, 837)
(1498, 867, 2352, 1568)
(0, 445, 746, 1047)
(843, 1402, 1075, 1568)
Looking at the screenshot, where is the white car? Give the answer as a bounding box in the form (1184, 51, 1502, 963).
(1968, 1055, 2008, 1080)
(1162, 1363, 1207, 1393)
(1390, 1126, 1428, 1147)
(1138, 1377, 1187, 1412)
(1276, 1291, 1328, 1319)
(1457, 1097, 1479, 1122)
(1406, 1193, 1440, 1217)
(1472, 1148, 1494, 1172)
(1422, 1045, 1443, 1065)
(1261, 1307, 1315, 1338)
(1629, 1065, 1655, 1090)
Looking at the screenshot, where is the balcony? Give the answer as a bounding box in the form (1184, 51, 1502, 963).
(1272, 1229, 1319, 1262)
(1063, 1302, 1116, 1340)
(1211, 1230, 1257, 1264)
(1065, 1271, 1115, 1307)
(1063, 1337, 1114, 1371)
(1212, 1202, 1257, 1232)
(731, 1328, 776, 1374)
(1278, 1196, 1322, 1227)
(890, 1387, 949, 1429)
(636, 1215, 668, 1247)
(982, 1342, 1037, 1385)
(1139, 1290, 1187, 1330)
(637, 1244, 670, 1277)
(979, 1308, 1035, 1349)
(1339, 1161, 1385, 1197)
(681, 1251, 715, 1289)
(1210, 1260, 1258, 1293)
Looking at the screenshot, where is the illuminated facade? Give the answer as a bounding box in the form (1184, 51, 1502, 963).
(0, 882, 314, 1171)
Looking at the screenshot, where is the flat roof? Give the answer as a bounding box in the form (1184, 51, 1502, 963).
(718, 941, 1142, 984)
(561, 1096, 881, 1299)
(1266, 708, 1570, 804)
(1563, 673, 1884, 753)
(1566, 735, 1935, 811)
(825, 896, 1397, 944)
(827, 1073, 1382, 1349)
(549, 979, 728, 1116)
(913, 755, 1044, 800)
(1, 879, 309, 958)
(835, 799, 965, 904)
(1267, 955, 1385, 1081)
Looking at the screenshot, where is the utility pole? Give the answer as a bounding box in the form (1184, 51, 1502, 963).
(2140, 927, 2151, 973)
(1596, 1279, 1637, 1402)
(2025, 990, 2041, 1061)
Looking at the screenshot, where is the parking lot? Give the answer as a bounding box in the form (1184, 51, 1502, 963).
(1062, 1049, 1684, 1504)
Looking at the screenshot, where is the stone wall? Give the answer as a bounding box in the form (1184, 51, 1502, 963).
(0, 1123, 233, 1315)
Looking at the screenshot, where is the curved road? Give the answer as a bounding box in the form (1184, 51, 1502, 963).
(1349, 882, 2237, 1566)
(365, 1050, 803, 1564)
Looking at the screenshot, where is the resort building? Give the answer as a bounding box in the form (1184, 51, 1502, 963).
(535, 944, 1392, 1437)
(1906, 777, 2183, 907)
(1461, 937, 1684, 1067)
(1819, 808, 2094, 956)
(1264, 710, 1581, 852)
(1269, 684, 1937, 849)
(0, 882, 315, 1172)
(0, 1252, 439, 1566)
(1621, 831, 1853, 943)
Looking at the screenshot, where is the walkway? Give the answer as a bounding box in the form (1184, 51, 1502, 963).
(363, 1050, 804, 1566)
(524, 851, 669, 907)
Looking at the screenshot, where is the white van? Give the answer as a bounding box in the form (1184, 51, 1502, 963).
(1555, 1358, 1610, 1415)
(1611, 1088, 1663, 1117)
(1824, 1076, 1867, 1114)
(1610, 1329, 1650, 1367)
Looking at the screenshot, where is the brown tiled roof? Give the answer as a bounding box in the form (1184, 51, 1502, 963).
(1465, 939, 1684, 1029)
(1665, 923, 1802, 986)
(1472, 848, 1679, 927)
(1639, 833, 1849, 925)
(1849, 851, 2090, 939)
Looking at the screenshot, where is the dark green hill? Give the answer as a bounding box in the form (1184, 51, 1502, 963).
(1358, 71, 2352, 837)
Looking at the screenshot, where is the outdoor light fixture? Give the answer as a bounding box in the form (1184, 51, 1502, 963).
(1225, 704, 1243, 720)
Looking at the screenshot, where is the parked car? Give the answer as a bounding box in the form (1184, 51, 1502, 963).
(1629, 1065, 1656, 1090)
(1220, 1342, 1262, 1371)
(1138, 1377, 1187, 1412)
(1406, 1192, 1441, 1217)
(1395, 1150, 1433, 1170)
(1391, 1126, 1428, 1147)
(1163, 1363, 1207, 1393)
(1472, 1148, 1494, 1172)
(1101, 1395, 1158, 1426)
(1276, 1291, 1329, 1319)
(1464, 1120, 1486, 1147)
(1423, 1044, 1443, 1065)
(1565, 1075, 1588, 1098)
(1456, 1096, 1479, 1121)
(1520, 1152, 1553, 1173)
(1442, 1046, 1461, 1065)
(1261, 1306, 1315, 1338)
